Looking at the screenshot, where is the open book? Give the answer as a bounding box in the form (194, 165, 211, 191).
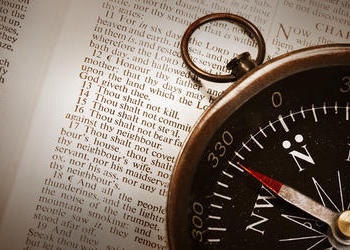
(1, 0, 349, 249)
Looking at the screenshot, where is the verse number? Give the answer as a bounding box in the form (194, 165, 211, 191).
(80, 88, 90, 97)
(92, 49, 103, 58)
(82, 81, 92, 89)
(208, 131, 233, 168)
(74, 105, 84, 113)
(69, 121, 80, 129)
(191, 202, 204, 242)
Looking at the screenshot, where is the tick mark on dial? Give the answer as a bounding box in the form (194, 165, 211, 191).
(217, 181, 229, 188)
(278, 115, 290, 132)
(228, 161, 244, 172)
(222, 170, 233, 178)
(250, 134, 264, 149)
(208, 227, 227, 231)
(334, 101, 338, 114)
(234, 151, 245, 160)
(301, 106, 306, 118)
(207, 238, 221, 243)
(269, 121, 276, 131)
(311, 104, 318, 122)
(208, 215, 221, 220)
(210, 203, 223, 209)
(213, 192, 232, 201)
(323, 102, 327, 114)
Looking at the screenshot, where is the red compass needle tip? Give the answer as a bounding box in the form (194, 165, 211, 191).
(240, 164, 283, 194)
(239, 163, 340, 232)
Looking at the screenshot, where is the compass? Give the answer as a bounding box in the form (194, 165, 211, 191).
(167, 44, 350, 249)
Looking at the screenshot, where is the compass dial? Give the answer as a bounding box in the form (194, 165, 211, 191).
(200, 102, 349, 249)
(167, 45, 350, 249)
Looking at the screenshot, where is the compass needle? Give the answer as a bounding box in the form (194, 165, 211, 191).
(241, 165, 350, 247)
(240, 164, 338, 226)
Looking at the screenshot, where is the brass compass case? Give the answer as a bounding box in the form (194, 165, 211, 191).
(167, 44, 350, 249)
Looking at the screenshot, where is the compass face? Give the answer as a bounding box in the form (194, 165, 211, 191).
(167, 45, 350, 249)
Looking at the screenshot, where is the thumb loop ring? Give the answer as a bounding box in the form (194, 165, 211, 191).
(181, 13, 266, 83)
